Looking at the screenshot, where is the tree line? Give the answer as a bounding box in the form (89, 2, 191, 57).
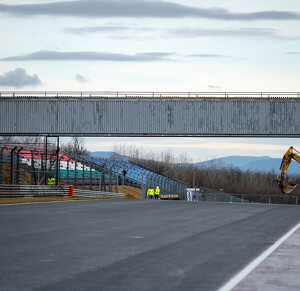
(1, 137, 299, 197)
(112, 143, 300, 196)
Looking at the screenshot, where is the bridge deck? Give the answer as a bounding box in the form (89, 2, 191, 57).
(1, 92, 300, 136)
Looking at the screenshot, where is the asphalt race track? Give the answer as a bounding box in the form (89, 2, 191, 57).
(1, 200, 300, 291)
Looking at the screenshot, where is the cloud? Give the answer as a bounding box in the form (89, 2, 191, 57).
(75, 73, 89, 83)
(66, 25, 284, 40)
(0, 68, 42, 88)
(208, 85, 221, 90)
(285, 51, 300, 55)
(0, 1, 299, 21)
(0, 50, 231, 62)
(1, 50, 174, 62)
(65, 25, 141, 35)
(170, 27, 279, 38)
(189, 54, 229, 58)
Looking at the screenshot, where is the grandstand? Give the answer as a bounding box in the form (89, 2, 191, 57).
(81, 156, 187, 198)
(0, 143, 187, 198)
(0, 144, 104, 188)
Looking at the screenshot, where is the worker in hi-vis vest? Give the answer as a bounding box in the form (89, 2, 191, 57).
(147, 187, 154, 199)
(155, 186, 160, 199)
(47, 177, 55, 185)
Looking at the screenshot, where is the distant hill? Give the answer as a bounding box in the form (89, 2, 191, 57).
(90, 151, 116, 159)
(90, 151, 129, 160)
(89, 152, 300, 175)
(194, 156, 300, 175)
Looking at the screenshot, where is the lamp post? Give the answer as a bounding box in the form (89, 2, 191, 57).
(0, 146, 8, 184)
(16, 147, 23, 185)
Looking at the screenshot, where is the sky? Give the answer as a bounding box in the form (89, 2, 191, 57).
(0, 0, 300, 162)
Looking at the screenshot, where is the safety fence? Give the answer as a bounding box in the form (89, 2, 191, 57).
(81, 156, 187, 199)
(187, 188, 300, 205)
(0, 145, 120, 192)
(0, 144, 187, 199)
(0, 184, 124, 199)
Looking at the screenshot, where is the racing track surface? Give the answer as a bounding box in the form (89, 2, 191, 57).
(1, 200, 300, 291)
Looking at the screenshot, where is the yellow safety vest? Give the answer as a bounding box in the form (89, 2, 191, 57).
(155, 188, 160, 195)
(47, 178, 55, 185)
(147, 189, 154, 196)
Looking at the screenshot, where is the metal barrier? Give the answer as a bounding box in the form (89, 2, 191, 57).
(72, 188, 123, 198)
(0, 184, 124, 199)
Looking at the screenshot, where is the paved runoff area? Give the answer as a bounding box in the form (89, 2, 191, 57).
(1, 200, 300, 291)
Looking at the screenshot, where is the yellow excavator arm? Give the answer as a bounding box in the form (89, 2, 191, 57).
(276, 146, 300, 194)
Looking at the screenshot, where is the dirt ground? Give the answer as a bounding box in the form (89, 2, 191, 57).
(0, 186, 142, 205)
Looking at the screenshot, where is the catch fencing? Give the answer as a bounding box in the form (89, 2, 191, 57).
(0, 144, 187, 199)
(187, 188, 300, 205)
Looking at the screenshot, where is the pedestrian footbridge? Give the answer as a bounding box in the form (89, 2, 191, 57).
(0, 91, 299, 137)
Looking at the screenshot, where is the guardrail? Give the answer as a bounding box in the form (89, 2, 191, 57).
(0, 91, 299, 99)
(0, 184, 124, 199)
(72, 188, 124, 198)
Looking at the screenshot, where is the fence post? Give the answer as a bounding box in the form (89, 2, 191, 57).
(99, 172, 102, 191)
(10, 146, 17, 184)
(109, 166, 112, 192)
(66, 159, 70, 185)
(0, 147, 7, 184)
(141, 172, 144, 199)
(74, 161, 77, 189)
(16, 147, 23, 185)
(55, 140, 59, 186)
(122, 169, 126, 194)
(82, 163, 85, 190)
(31, 150, 35, 185)
(145, 173, 151, 198)
(89, 163, 92, 190)
(161, 177, 166, 195)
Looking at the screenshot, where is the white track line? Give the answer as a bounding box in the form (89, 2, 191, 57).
(218, 222, 300, 291)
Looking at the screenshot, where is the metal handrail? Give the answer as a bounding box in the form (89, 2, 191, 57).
(0, 91, 299, 99)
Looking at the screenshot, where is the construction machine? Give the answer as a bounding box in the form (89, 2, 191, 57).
(276, 146, 300, 194)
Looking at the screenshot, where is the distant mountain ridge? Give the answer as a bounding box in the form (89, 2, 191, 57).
(90, 151, 116, 159)
(194, 155, 300, 175)
(90, 151, 130, 160)
(90, 151, 300, 175)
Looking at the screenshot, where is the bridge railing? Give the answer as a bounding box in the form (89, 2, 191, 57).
(0, 91, 299, 99)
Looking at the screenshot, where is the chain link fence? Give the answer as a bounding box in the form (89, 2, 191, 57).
(0, 144, 187, 199)
(187, 188, 300, 205)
